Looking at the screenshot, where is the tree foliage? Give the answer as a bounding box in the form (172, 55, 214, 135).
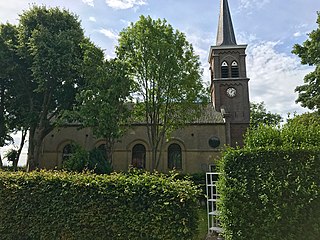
(13, 6, 88, 171)
(3, 149, 19, 171)
(292, 12, 320, 112)
(116, 15, 207, 169)
(0, 23, 18, 167)
(2, 6, 135, 171)
(0, 24, 12, 146)
(68, 41, 133, 164)
(282, 112, 320, 147)
(244, 112, 320, 149)
(250, 102, 282, 129)
(0, 23, 29, 168)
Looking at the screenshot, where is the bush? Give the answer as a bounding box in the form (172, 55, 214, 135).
(0, 170, 200, 240)
(244, 124, 282, 148)
(244, 112, 320, 149)
(282, 113, 320, 147)
(62, 144, 112, 174)
(218, 147, 320, 240)
(175, 172, 207, 204)
(219, 112, 320, 239)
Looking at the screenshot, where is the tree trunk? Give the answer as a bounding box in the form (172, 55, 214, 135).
(105, 138, 114, 166)
(149, 121, 158, 171)
(0, 84, 6, 169)
(26, 126, 35, 172)
(151, 146, 157, 170)
(27, 89, 53, 172)
(27, 126, 44, 172)
(13, 158, 18, 171)
(14, 130, 27, 171)
(155, 137, 165, 170)
(0, 154, 3, 169)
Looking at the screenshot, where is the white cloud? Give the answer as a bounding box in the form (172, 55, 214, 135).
(105, 52, 116, 60)
(185, 32, 211, 61)
(82, 0, 94, 7)
(99, 28, 119, 40)
(105, 0, 147, 10)
(239, 0, 270, 10)
(89, 16, 97, 22)
(120, 19, 131, 26)
(184, 30, 213, 86)
(0, 1, 30, 23)
(292, 24, 311, 38)
(293, 32, 302, 37)
(246, 41, 312, 116)
(237, 32, 258, 45)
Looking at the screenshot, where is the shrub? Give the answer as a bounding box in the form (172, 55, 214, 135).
(62, 144, 112, 174)
(244, 124, 282, 148)
(282, 113, 320, 147)
(0, 170, 200, 240)
(244, 112, 320, 149)
(218, 147, 320, 240)
(175, 172, 207, 204)
(88, 147, 112, 174)
(219, 112, 320, 239)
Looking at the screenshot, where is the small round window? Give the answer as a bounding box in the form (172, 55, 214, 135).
(209, 137, 220, 148)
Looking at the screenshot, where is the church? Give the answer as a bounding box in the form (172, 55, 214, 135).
(39, 0, 250, 174)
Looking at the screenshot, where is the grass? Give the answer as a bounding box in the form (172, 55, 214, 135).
(195, 207, 208, 240)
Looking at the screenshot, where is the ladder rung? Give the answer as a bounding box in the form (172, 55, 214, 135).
(206, 184, 218, 187)
(208, 199, 220, 202)
(209, 226, 223, 233)
(208, 211, 220, 215)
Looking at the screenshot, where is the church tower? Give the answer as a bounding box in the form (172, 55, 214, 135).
(209, 0, 250, 147)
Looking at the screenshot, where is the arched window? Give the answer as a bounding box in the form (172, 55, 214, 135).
(168, 144, 182, 170)
(132, 144, 146, 169)
(97, 143, 107, 152)
(221, 61, 229, 78)
(62, 144, 74, 162)
(231, 61, 239, 78)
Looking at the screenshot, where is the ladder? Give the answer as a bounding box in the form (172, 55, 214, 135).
(206, 171, 223, 234)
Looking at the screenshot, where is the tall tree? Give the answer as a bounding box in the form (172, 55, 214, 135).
(0, 23, 22, 168)
(69, 41, 133, 164)
(16, 6, 87, 171)
(116, 16, 207, 169)
(0, 24, 13, 167)
(292, 12, 320, 113)
(0, 23, 30, 169)
(250, 102, 282, 129)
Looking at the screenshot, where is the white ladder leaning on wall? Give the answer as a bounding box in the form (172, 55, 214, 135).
(206, 165, 223, 235)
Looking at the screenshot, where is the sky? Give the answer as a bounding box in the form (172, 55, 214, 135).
(0, 0, 319, 165)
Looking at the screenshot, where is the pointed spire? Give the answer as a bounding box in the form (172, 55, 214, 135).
(216, 0, 237, 46)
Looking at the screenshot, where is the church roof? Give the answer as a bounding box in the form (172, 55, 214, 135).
(193, 104, 225, 124)
(216, 0, 237, 46)
(131, 103, 225, 125)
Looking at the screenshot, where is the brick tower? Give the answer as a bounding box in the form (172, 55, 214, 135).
(209, 0, 250, 147)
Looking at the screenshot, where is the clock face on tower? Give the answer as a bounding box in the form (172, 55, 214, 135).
(226, 87, 237, 98)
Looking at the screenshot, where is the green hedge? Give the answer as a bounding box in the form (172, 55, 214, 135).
(176, 173, 206, 199)
(0, 170, 200, 240)
(219, 147, 320, 240)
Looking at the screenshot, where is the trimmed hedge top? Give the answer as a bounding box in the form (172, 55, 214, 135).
(0, 170, 200, 240)
(218, 147, 320, 240)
